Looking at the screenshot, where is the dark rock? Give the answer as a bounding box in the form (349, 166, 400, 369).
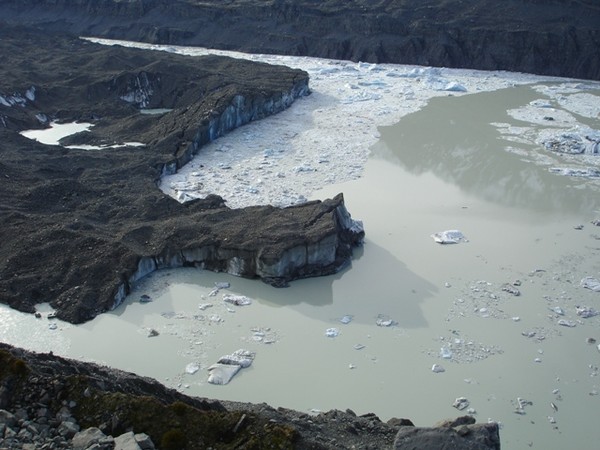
(0, 26, 363, 324)
(0, 0, 599, 80)
(394, 422, 501, 450)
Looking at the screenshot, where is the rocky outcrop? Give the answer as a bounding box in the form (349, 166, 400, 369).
(0, 343, 501, 450)
(0, 0, 599, 80)
(0, 26, 362, 324)
(394, 417, 500, 450)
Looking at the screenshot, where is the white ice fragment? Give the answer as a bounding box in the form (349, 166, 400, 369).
(198, 303, 213, 311)
(209, 314, 223, 323)
(552, 306, 565, 315)
(218, 349, 255, 368)
(48, 323, 58, 330)
(375, 317, 395, 327)
(215, 281, 230, 289)
(25, 86, 36, 101)
(557, 319, 576, 327)
(431, 230, 467, 244)
(576, 306, 599, 318)
(453, 397, 470, 410)
(512, 317, 521, 322)
(325, 328, 340, 337)
(223, 294, 252, 306)
(444, 82, 467, 92)
(534, 358, 542, 363)
(185, 363, 200, 374)
(339, 315, 353, 324)
(348, 364, 356, 370)
(207, 363, 241, 385)
(353, 344, 366, 350)
(432, 364, 445, 373)
(440, 347, 453, 359)
(581, 277, 600, 292)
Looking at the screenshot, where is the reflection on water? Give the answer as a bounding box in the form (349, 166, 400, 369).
(373, 85, 600, 216)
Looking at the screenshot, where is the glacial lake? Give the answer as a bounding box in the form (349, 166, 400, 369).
(2, 84, 600, 449)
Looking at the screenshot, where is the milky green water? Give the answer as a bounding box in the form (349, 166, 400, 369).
(2, 84, 600, 449)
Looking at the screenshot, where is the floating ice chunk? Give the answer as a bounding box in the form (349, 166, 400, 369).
(453, 397, 470, 410)
(440, 347, 453, 359)
(218, 349, 255, 368)
(353, 344, 366, 350)
(541, 128, 600, 155)
(576, 306, 599, 318)
(432, 364, 445, 373)
(431, 230, 467, 244)
(48, 323, 58, 330)
(198, 303, 213, 311)
(185, 362, 200, 374)
(501, 284, 521, 296)
(375, 315, 396, 327)
(548, 167, 600, 178)
(557, 319, 576, 327)
(325, 328, 340, 337)
(551, 306, 565, 316)
(207, 363, 241, 385)
(223, 294, 252, 306)
(444, 82, 467, 92)
(581, 277, 600, 292)
(147, 328, 159, 338)
(215, 281, 230, 289)
(339, 315, 353, 324)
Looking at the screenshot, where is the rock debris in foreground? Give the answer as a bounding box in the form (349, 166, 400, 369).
(0, 343, 500, 450)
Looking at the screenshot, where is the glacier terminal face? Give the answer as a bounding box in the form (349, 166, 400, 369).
(0, 26, 361, 324)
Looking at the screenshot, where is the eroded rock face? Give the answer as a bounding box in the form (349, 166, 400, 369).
(1, 0, 599, 80)
(0, 26, 362, 324)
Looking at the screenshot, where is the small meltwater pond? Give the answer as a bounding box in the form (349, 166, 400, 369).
(20, 121, 145, 149)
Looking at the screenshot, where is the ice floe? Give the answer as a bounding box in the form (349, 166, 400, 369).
(431, 230, 468, 244)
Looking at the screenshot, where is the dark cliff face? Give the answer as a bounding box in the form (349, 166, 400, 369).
(0, 0, 599, 80)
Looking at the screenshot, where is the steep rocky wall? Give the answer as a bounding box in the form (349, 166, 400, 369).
(1, 0, 599, 80)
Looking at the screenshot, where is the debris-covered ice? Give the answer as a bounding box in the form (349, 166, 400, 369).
(581, 277, 600, 292)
